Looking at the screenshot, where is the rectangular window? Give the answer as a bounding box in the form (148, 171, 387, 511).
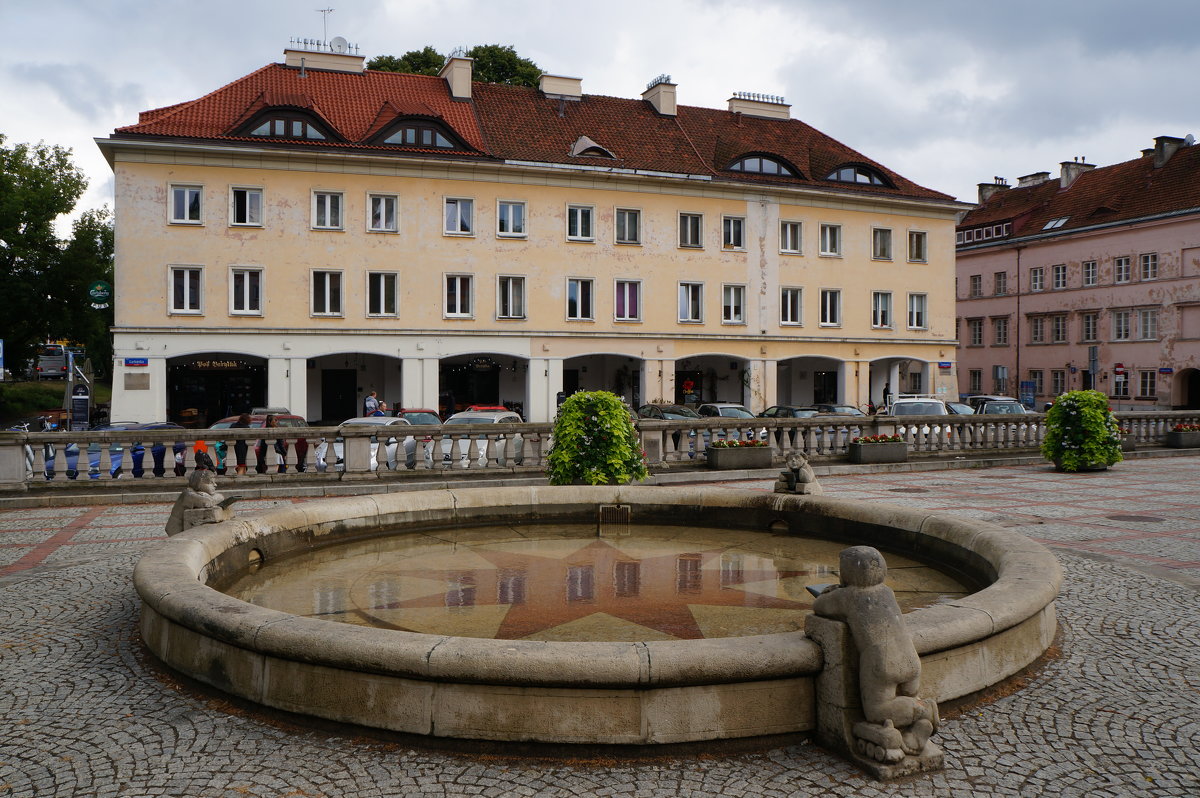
(968, 369, 982, 394)
(780, 221, 802, 254)
(615, 208, 640, 244)
(1139, 370, 1157, 398)
(1029, 369, 1044, 395)
(1083, 260, 1097, 286)
(1051, 315, 1068, 343)
(368, 194, 398, 232)
(993, 317, 1009, 345)
(614, 280, 640, 321)
(907, 293, 927, 329)
(722, 216, 745, 249)
(444, 198, 473, 235)
(312, 192, 342, 230)
(567, 205, 594, 241)
(1082, 312, 1098, 342)
(1052, 263, 1067, 290)
(230, 187, 262, 226)
(1051, 370, 1067, 396)
(445, 274, 472, 317)
(170, 266, 202, 313)
(311, 270, 342, 315)
(1030, 316, 1045, 344)
(367, 272, 398, 316)
(994, 271, 1007, 296)
(871, 291, 892, 328)
(679, 213, 702, 248)
(1029, 267, 1044, 291)
(1114, 256, 1130, 283)
(908, 230, 927, 262)
(230, 267, 261, 315)
(781, 287, 802, 325)
(871, 228, 893, 260)
(819, 223, 841, 256)
(170, 185, 202, 224)
(969, 275, 982, 298)
(1113, 310, 1131, 340)
(1112, 372, 1129, 398)
(567, 278, 593, 320)
(968, 318, 983, 346)
(1139, 308, 1158, 340)
(678, 282, 703, 322)
(722, 284, 745, 324)
(820, 289, 841, 326)
(497, 275, 525, 319)
(497, 201, 526, 237)
(1140, 252, 1158, 280)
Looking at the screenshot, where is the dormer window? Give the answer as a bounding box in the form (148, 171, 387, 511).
(244, 112, 331, 141)
(570, 136, 616, 159)
(825, 164, 892, 187)
(375, 119, 466, 150)
(727, 155, 795, 176)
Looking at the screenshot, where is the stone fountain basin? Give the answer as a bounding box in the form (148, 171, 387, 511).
(134, 486, 1061, 745)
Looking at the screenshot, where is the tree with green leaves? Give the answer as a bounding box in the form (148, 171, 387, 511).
(47, 208, 114, 376)
(368, 44, 541, 88)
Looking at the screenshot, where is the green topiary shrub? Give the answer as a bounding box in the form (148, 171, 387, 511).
(546, 391, 648, 485)
(1040, 389, 1123, 472)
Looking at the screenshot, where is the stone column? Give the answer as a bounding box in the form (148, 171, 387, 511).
(286, 357, 308, 420)
(266, 357, 290, 412)
(402, 357, 440, 412)
(525, 358, 563, 422)
(748, 359, 775, 414)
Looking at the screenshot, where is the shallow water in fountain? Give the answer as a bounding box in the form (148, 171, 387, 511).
(221, 524, 970, 642)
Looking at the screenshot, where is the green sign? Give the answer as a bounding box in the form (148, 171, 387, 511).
(88, 280, 112, 308)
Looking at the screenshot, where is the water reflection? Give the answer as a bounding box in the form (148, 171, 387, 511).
(222, 523, 970, 642)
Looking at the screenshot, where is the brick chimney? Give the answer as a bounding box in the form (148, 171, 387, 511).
(1016, 171, 1050, 188)
(1059, 158, 1095, 189)
(1154, 135, 1187, 168)
(439, 56, 473, 100)
(978, 177, 1010, 204)
(727, 92, 790, 120)
(642, 74, 677, 116)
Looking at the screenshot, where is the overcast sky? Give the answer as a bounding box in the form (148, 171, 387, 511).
(4, 0, 1198, 224)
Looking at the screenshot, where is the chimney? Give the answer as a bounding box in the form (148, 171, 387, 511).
(439, 56, 473, 100)
(977, 177, 1010, 204)
(284, 47, 365, 74)
(1016, 171, 1050, 188)
(1153, 135, 1186, 168)
(727, 91, 790, 120)
(539, 74, 583, 100)
(1059, 157, 1095, 189)
(642, 74, 676, 116)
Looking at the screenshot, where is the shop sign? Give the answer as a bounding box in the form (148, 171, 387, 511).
(125, 358, 148, 367)
(192, 359, 242, 370)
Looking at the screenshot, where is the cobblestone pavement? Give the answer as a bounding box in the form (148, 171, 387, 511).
(2, 459, 1199, 797)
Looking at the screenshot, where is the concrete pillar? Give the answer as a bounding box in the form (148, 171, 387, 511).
(889, 362, 902, 398)
(287, 357, 309, 420)
(850, 361, 870, 411)
(267, 358, 290, 411)
(525, 358, 563, 422)
(748, 360, 775, 414)
(402, 357, 441, 411)
(111, 356, 168, 424)
(641, 359, 675, 405)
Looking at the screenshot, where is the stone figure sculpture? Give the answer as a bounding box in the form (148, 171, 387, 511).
(166, 469, 236, 536)
(809, 545, 941, 776)
(774, 451, 824, 495)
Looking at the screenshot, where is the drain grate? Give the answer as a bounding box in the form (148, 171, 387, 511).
(599, 504, 632, 524)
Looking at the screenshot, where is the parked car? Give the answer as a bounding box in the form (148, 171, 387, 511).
(397, 408, 442, 425)
(976, 399, 1029, 415)
(440, 410, 524, 466)
(885, 396, 949, 438)
(813, 403, 867, 417)
(946, 402, 975, 415)
(697, 402, 755, 419)
(34, 343, 68, 380)
(758, 405, 822, 419)
(964, 395, 1018, 412)
(332, 416, 421, 470)
(637, 403, 701, 453)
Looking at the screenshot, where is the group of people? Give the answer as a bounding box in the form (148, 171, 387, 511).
(363, 391, 391, 417)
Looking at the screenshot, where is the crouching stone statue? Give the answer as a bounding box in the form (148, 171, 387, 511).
(773, 452, 823, 495)
(805, 545, 942, 779)
(166, 469, 237, 536)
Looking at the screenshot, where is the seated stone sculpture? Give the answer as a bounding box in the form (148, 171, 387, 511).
(774, 451, 824, 495)
(812, 545, 938, 764)
(166, 469, 236, 537)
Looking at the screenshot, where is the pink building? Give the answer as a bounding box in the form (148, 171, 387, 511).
(955, 135, 1200, 410)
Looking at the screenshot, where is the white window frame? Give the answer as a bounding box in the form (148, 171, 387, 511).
(497, 275, 525, 320)
(311, 191, 343, 230)
(497, 200, 526, 238)
(1139, 370, 1157, 398)
(722, 284, 746, 324)
(722, 216, 746, 250)
(229, 187, 262, 227)
(1082, 312, 1098, 342)
(994, 271, 1007, 296)
(679, 213, 703, 248)
(1114, 256, 1130, 284)
(780, 221, 802, 254)
(1083, 260, 1097, 286)
(614, 279, 641, 322)
(907, 230, 927, 263)
(1113, 309, 1130, 340)
(229, 266, 262, 316)
(1052, 263, 1067, 290)
(993, 317, 1009, 345)
(871, 227, 893, 260)
(567, 204, 595, 242)
(907, 293, 927, 329)
(366, 271, 399, 317)
(1030, 316, 1045, 344)
(968, 318, 983, 346)
(169, 265, 203, 314)
(1029, 369, 1044, 395)
(170, 184, 203, 225)
(780, 286, 803, 326)
(566, 277, 594, 321)
(969, 274, 982, 298)
(1139, 308, 1158, 340)
(678, 282, 703, 323)
(968, 369, 982, 394)
(444, 197, 474, 236)
(1052, 370, 1067, 396)
(444, 274, 473, 318)
(871, 291, 892, 328)
(310, 270, 343, 316)
(819, 288, 841, 326)
(1140, 252, 1158, 280)
(1029, 267, 1044, 291)
(819, 223, 842, 256)
(367, 194, 399, 233)
(615, 208, 641, 245)
(1051, 315, 1068, 343)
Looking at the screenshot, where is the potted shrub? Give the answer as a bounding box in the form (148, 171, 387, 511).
(705, 438, 773, 470)
(848, 434, 907, 464)
(1040, 389, 1122, 472)
(546, 391, 648, 485)
(1166, 423, 1200, 449)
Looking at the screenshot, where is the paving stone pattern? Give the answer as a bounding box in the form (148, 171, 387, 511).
(2, 460, 1199, 797)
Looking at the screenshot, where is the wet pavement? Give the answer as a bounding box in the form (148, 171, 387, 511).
(2, 458, 1198, 797)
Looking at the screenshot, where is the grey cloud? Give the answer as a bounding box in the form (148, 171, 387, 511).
(10, 62, 145, 123)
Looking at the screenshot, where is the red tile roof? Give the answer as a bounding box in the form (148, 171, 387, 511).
(113, 61, 951, 201)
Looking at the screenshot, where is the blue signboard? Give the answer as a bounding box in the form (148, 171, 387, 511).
(124, 358, 148, 367)
(938, 361, 952, 369)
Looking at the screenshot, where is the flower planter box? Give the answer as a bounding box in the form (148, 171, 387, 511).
(848, 441, 908, 465)
(1166, 430, 1200, 449)
(1121, 437, 1137, 452)
(705, 446, 773, 470)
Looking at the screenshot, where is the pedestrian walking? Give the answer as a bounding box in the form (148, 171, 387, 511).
(364, 391, 379, 416)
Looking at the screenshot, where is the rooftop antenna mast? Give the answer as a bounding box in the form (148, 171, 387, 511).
(317, 7, 334, 44)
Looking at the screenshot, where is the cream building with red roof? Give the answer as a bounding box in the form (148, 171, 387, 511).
(97, 43, 965, 424)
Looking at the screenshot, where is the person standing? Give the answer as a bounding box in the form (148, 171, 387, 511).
(231, 413, 251, 475)
(373, 402, 388, 417)
(363, 391, 379, 416)
(882, 382, 892, 409)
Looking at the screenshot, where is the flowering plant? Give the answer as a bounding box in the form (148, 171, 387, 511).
(1172, 424, 1200, 432)
(708, 438, 768, 448)
(1040, 389, 1122, 472)
(850, 434, 903, 444)
(546, 391, 648, 485)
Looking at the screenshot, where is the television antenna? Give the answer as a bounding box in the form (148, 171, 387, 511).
(317, 7, 334, 43)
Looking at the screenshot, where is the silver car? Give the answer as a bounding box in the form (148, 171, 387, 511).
(441, 410, 524, 466)
(329, 416, 419, 471)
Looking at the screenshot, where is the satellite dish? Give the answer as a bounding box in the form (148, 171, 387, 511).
(1185, 133, 1196, 147)
(330, 36, 348, 54)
